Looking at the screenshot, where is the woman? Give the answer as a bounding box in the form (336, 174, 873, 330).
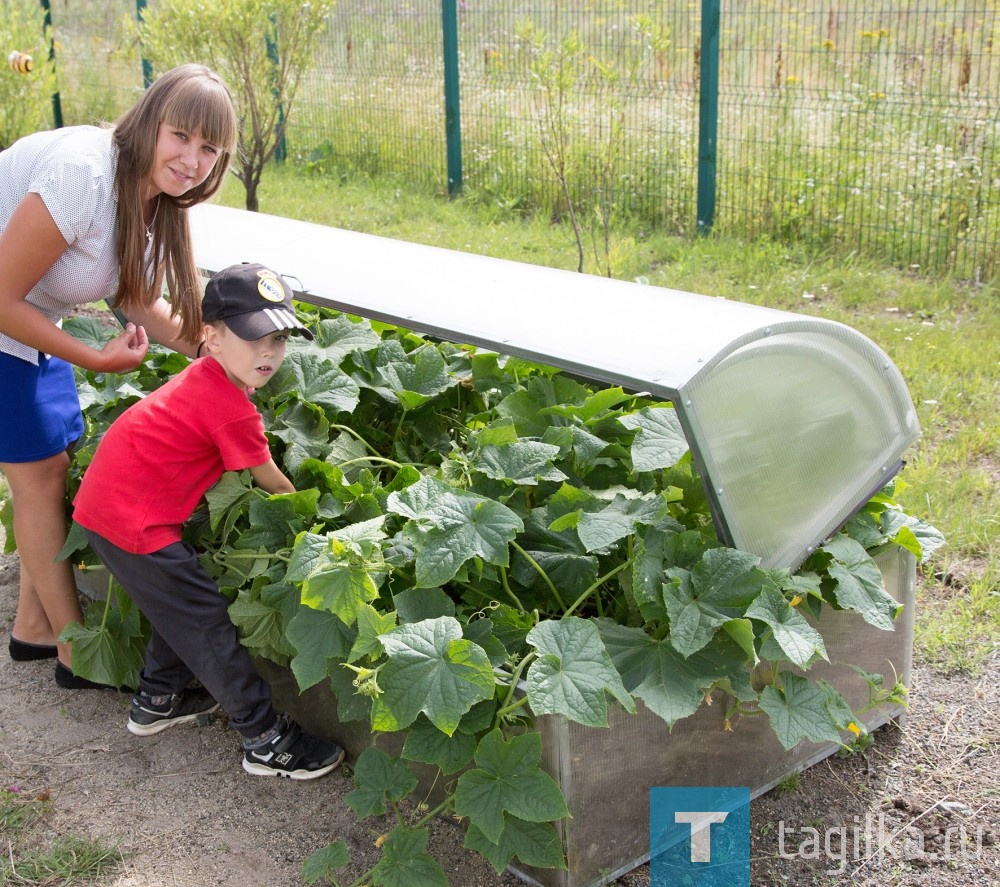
(0, 63, 238, 688)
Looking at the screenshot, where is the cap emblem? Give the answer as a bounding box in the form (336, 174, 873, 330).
(256, 273, 285, 303)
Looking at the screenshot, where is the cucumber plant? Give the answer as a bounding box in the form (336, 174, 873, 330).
(46, 307, 940, 886)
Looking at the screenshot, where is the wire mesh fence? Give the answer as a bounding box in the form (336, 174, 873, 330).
(20, 0, 1000, 281)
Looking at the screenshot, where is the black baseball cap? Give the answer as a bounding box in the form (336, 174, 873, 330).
(202, 262, 314, 341)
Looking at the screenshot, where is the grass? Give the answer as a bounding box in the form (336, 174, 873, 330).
(217, 162, 1000, 675)
(0, 785, 123, 885)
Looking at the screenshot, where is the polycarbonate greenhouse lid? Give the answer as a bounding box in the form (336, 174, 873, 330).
(190, 204, 921, 570)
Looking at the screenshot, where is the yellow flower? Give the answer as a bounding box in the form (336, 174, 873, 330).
(789, 594, 803, 607)
(847, 721, 862, 737)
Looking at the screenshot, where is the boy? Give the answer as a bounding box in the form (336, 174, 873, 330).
(73, 262, 344, 780)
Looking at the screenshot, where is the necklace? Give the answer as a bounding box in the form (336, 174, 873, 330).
(144, 197, 161, 242)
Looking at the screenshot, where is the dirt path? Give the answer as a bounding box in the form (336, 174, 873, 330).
(1, 543, 996, 887)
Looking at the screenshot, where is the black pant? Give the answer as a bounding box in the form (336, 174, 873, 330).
(84, 532, 276, 738)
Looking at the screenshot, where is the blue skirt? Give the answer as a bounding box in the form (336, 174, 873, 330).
(0, 350, 84, 462)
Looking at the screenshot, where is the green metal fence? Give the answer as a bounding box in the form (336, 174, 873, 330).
(31, 0, 1000, 280)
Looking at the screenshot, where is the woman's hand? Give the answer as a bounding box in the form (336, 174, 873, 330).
(98, 322, 150, 372)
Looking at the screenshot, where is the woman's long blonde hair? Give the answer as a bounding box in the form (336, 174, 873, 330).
(112, 64, 238, 345)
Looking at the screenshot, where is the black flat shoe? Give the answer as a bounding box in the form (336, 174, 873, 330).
(9, 636, 58, 661)
(54, 661, 126, 691)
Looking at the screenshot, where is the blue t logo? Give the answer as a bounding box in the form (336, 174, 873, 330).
(650, 787, 750, 886)
(674, 810, 730, 861)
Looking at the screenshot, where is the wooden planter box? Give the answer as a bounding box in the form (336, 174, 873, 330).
(258, 545, 915, 887)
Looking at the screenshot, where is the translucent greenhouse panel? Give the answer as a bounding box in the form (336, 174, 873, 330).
(678, 322, 921, 568)
(190, 204, 921, 572)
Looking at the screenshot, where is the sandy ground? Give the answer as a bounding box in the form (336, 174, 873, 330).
(1, 537, 997, 887)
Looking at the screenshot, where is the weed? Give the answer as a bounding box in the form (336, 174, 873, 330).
(0, 784, 123, 885)
(777, 772, 801, 794)
(2, 836, 123, 884)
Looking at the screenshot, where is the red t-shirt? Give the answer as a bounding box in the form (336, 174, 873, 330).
(73, 357, 271, 554)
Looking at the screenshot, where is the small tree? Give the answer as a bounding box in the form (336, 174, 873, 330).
(517, 17, 670, 277)
(0, 0, 59, 149)
(516, 20, 587, 272)
(137, 0, 337, 211)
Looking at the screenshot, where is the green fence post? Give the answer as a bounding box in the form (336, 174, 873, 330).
(135, 0, 154, 88)
(441, 0, 462, 195)
(696, 0, 720, 234)
(38, 0, 62, 128)
(267, 14, 287, 164)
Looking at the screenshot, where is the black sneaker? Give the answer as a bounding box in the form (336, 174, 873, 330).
(128, 687, 220, 736)
(242, 714, 345, 780)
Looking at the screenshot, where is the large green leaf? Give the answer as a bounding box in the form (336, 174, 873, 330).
(464, 817, 567, 873)
(393, 586, 455, 623)
(228, 588, 295, 661)
(821, 536, 902, 630)
(302, 841, 349, 885)
(495, 375, 593, 437)
(471, 440, 567, 485)
(631, 526, 677, 622)
(597, 620, 755, 727)
(511, 546, 598, 606)
(401, 715, 477, 774)
(287, 605, 355, 691)
(63, 315, 113, 348)
(525, 617, 635, 727)
(509, 510, 598, 604)
(662, 548, 764, 657)
(330, 662, 374, 724)
(293, 519, 387, 625)
(541, 424, 610, 473)
(205, 470, 255, 531)
(59, 587, 146, 689)
(267, 350, 360, 416)
(575, 492, 669, 553)
(235, 495, 309, 551)
(323, 430, 376, 483)
(269, 399, 331, 471)
(285, 532, 329, 582)
(368, 340, 455, 410)
(312, 314, 382, 365)
(619, 406, 689, 471)
(745, 585, 827, 669)
(299, 550, 380, 624)
(349, 603, 397, 662)
(344, 747, 418, 819)
(453, 730, 569, 844)
(758, 672, 849, 750)
(370, 826, 448, 887)
(881, 509, 946, 562)
(388, 475, 523, 588)
(543, 385, 633, 423)
(371, 617, 495, 735)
